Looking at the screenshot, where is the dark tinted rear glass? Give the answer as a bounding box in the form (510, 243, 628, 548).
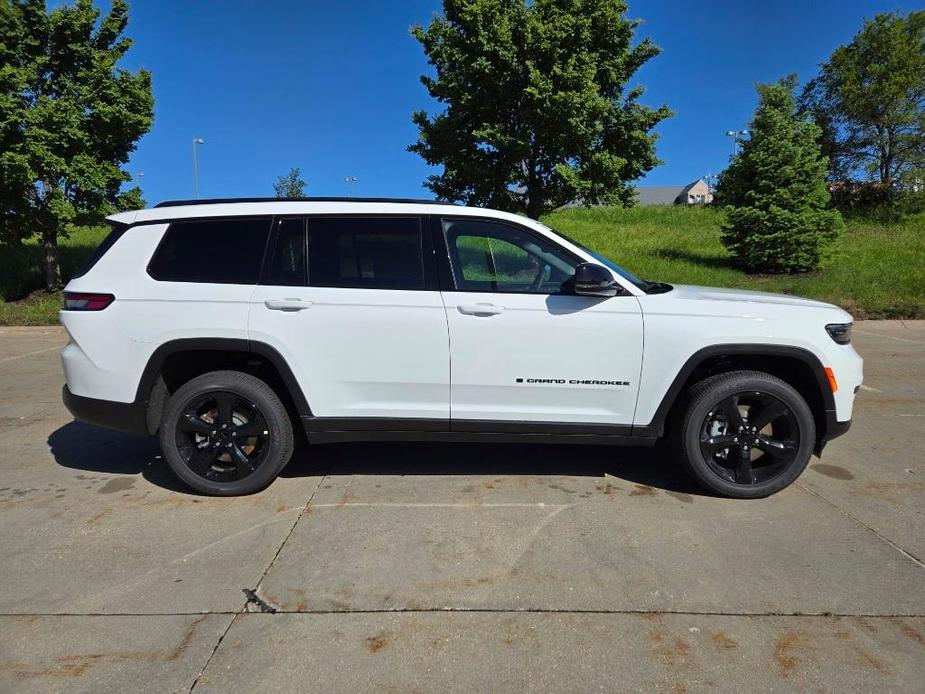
(307, 217, 423, 289)
(266, 219, 307, 286)
(148, 218, 271, 284)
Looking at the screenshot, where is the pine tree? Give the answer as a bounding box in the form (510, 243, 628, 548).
(717, 77, 843, 273)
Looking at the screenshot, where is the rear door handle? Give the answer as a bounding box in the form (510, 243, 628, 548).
(264, 298, 312, 311)
(458, 303, 504, 316)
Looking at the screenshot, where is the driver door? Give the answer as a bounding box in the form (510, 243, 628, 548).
(438, 217, 644, 428)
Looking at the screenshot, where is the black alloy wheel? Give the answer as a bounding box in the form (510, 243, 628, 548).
(675, 370, 816, 498)
(159, 370, 295, 496)
(175, 391, 269, 482)
(699, 391, 800, 486)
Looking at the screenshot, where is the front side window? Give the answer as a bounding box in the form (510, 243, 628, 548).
(443, 218, 579, 294)
(148, 218, 272, 284)
(307, 217, 424, 290)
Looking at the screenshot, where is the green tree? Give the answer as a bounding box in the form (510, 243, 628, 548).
(273, 167, 307, 198)
(799, 11, 925, 187)
(0, 0, 152, 291)
(717, 77, 843, 274)
(409, 0, 671, 219)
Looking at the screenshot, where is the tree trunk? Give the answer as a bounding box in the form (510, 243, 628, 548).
(42, 225, 62, 292)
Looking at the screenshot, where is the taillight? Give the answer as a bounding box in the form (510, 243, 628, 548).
(62, 292, 115, 311)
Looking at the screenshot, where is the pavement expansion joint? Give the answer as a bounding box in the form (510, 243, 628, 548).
(242, 588, 279, 614)
(797, 482, 925, 569)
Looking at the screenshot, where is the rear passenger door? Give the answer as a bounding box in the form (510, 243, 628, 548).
(248, 216, 450, 427)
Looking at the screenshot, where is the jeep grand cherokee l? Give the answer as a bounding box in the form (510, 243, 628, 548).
(60, 197, 862, 497)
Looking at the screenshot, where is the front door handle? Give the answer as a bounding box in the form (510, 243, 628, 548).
(264, 298, 312, 311)
(458, 303, 504, 316)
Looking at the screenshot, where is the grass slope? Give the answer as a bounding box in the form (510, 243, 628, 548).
(0, 207, 922, 324)
(543, 206, 925, 319)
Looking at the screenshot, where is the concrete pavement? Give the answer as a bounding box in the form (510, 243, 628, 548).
(0, 322, 923, 692)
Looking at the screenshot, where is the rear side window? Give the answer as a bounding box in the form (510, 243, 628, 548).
(71, 223, 129, 279)
(266, 219, 307, 286)
(148, 218, 271, 284)
(306, 217, 424, 290)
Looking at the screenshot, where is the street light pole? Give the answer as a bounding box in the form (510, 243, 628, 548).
(192, 137, 205, 198)
(725, 129, 748, 158)
(344, 176, 358, 197)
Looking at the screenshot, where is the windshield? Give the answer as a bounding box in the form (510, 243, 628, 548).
(540, 224, 653, 292)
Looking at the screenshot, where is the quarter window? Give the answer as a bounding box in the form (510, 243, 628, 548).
(443, 219, 578, 294)
(148, 218, 271, 284)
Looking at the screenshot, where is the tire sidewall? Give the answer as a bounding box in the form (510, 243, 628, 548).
(681, 375, 816, 498)
(159, 372, 293, 496)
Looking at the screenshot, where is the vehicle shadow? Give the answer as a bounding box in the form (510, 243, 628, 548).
(285, 439, 708, 494)
(48, 421, 708, 496)
(47, 421, 191, 493)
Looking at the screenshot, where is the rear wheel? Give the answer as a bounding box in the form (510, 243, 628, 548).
(159, 370, 294, 496)
(674, 370, 815, 498)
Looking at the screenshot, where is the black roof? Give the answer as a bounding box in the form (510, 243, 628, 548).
(154, 196, 451, 208)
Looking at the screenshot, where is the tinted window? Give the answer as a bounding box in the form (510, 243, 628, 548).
(443, 219, 578, 294)
(266, 219, 306, 286)
(148, 218, 271, 284)
(307, 217, 424, 289)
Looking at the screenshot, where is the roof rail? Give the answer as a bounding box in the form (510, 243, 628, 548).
(153, 196, 453, 208)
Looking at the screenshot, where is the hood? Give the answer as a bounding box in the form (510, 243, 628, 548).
(667, 284, 837, 310)
(641, 283, 854, 323)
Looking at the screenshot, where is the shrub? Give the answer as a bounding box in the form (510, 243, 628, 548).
(716, 78, 843, 273)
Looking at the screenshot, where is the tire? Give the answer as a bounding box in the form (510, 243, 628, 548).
(673, 370, 816, 499)
(159, 370, 295, 496)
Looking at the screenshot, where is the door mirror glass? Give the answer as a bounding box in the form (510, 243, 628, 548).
(573, 263, 619, 297)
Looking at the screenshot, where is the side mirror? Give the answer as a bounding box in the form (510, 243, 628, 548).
(573, 262, 619, 297)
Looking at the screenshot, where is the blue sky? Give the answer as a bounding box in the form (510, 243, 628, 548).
(111, 0, 920, 204)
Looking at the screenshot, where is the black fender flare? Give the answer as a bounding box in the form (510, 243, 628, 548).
(135, 338, 312, 433)
(632, 343, 836, 440)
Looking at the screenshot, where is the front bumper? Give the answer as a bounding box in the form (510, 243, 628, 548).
(816, 411, 851, 456)
(62, 385, 148, 435)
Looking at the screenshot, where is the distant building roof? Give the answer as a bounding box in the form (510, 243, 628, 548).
(635, 186, 686, 206)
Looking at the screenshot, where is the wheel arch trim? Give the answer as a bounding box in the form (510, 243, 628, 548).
(633, 343, 835, 439)
(135, 338, 312, 431)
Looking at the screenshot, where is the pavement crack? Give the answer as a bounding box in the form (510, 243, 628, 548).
(797, 482, 925, 569)
(188, 471, 327, 692)
(242, 588, 279, 614)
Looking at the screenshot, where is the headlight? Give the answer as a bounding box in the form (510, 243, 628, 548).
(825, 323, 852, 345)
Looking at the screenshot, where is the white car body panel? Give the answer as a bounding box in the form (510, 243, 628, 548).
(442, 290, 643, 423)
(635, 285, 862, 424)
(248, 286, 450, 419)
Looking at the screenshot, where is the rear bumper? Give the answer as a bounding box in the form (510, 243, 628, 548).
(62, 385, 149, 435)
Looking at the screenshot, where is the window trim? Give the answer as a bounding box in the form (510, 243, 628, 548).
(259, 213, 438, 291)
(435, 215, 586, 296)
(145, 215, 275, 284)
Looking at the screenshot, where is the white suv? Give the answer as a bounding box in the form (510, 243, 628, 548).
(60, 198, 862, 498)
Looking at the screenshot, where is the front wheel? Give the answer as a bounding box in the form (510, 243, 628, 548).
(159, 370, 294, 496)
(674, 370, 816, 498)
